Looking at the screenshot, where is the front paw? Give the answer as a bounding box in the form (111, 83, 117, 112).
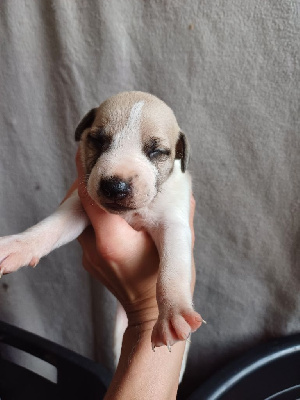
(0, 234, 40, 276)
(151, 305, 204, 350)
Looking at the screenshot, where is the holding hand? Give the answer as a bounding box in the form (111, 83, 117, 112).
(74, 150, 199, 399)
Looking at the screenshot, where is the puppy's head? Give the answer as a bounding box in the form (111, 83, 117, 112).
(75, 91, 188, 214)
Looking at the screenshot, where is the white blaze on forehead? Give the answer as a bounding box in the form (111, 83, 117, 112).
(113, 101, 145, 149)
(126, 100, 145, 132)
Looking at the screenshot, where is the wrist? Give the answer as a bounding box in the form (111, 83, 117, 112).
(124, 297, 159, 326)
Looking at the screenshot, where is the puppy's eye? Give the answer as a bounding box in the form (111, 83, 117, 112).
(89, 131, 105, 143)
(88, 130, 111, 151)
(148, 149, 170, 160)
(149, 149, 162, 159)
(89, 135, 105, 145)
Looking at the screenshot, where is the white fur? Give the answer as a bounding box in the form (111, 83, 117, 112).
(114, 100, 144, 147)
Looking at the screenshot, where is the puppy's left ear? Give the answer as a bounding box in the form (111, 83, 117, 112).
(175, 131, 189, 172)
(75, 108, 97, 141)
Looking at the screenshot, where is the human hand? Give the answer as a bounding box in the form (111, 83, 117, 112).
(64, 151, 198, 400)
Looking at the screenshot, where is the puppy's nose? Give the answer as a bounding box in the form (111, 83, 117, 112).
(99, 178, 131, 200)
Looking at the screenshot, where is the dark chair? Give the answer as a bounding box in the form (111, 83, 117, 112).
(0, 320, 111, 400)
(188, 333, 300, 400)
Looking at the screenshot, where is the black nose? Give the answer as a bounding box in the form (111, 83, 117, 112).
(99, 178, 131, 200)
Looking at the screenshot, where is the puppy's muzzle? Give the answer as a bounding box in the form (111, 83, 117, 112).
(98, 177, 134, 212)
(99, 177, 131, 200)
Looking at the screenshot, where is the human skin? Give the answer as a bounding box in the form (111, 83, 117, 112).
(64, 151, 199, 400)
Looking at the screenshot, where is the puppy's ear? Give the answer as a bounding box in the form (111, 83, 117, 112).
(175, 131, 189, 172)
(75, 108, 97, 141)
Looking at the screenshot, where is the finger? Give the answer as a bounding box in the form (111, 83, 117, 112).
(190, 195, 196, 224)
(79, 230, 129, 302)
(189, 195, 196, 249)
(60, 179, 79, 204)
(77, 226, 96, 252)
(81, 253, 116, 295)
(189, 196, 196, 293)
(191, 257, 196, 293)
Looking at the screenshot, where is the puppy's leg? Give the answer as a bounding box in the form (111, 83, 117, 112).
(148, 173, 203, 351)
(150, 220, 202, 349)
(0, 190, 89, 275)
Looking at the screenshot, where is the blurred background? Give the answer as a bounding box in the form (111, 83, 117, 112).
(0, 0, 300, 397)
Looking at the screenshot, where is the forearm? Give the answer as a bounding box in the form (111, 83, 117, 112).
(104, 320, 186, 400)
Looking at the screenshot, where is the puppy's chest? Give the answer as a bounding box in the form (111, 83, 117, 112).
(122, 166, 191, 231)
(123, 207, 158, 231)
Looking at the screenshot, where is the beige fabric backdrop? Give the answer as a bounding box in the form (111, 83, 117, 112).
(1, 0, 300, 396)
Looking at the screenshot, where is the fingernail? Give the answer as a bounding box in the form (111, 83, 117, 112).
(0, 267, 3, 279)
(152, 343, 155, 352)
(202, 318, 207, 325)
(167, 343, 171, 353)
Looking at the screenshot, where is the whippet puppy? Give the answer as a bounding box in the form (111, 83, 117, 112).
(0, 91, 204, 375)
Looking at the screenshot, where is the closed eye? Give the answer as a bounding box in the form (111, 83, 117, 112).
(148, 148, 171, 160)
(88, 128, 111, 151)
(144, 137, 171, 161)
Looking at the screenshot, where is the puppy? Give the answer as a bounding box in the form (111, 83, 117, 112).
(0, 91, 203, 374)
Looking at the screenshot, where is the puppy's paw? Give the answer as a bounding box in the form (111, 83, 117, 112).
(0, 234, 40, 276)
(151, 306, 203, 350)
